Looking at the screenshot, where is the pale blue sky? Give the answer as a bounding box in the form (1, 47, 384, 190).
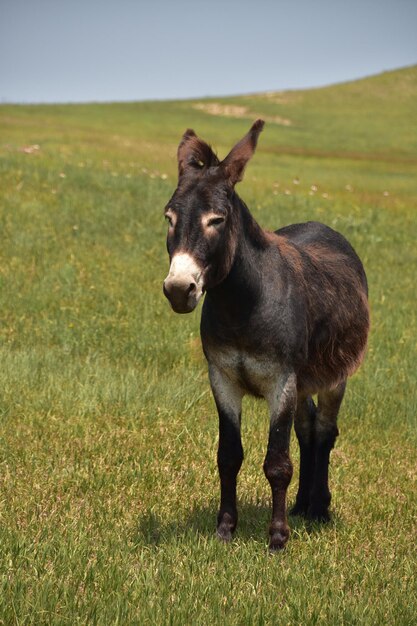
(1, 0, 416, 103)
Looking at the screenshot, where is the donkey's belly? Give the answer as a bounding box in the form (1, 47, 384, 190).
(206, 344, 282, 398)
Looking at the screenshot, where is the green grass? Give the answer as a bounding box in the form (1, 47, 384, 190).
(0, 65, 416, 624)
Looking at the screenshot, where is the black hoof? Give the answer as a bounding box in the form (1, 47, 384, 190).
(289, 501, 310, 517)
(307, 505, 331, 523)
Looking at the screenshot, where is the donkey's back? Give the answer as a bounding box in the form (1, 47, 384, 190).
(277, 219, 368, 293)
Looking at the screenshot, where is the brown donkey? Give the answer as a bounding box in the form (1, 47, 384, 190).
(163, 121, 369, 551)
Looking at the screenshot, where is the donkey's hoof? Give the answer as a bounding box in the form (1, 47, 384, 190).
(289, 501, 309, 517)
(268, 533, 288, 552)
(216, 526, 233, 543)
(307, 505, 331, 523)
(268, 524, 290, 552)
(216, 512, 236, 543)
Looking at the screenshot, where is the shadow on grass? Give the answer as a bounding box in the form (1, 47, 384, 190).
(134, 499, 344, 547)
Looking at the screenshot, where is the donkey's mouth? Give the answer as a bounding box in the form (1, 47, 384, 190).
(163, 282, 203, 314)
(169, 300, 197, 314)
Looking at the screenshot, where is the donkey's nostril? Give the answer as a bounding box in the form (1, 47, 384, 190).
(187, 282, 197, 295)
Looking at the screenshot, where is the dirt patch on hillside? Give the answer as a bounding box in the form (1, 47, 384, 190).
(257, 91, 299, 105)
(192, 102, 292, 126)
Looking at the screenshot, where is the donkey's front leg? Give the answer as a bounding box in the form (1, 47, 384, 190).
(209, 365, 244, 543)
(264, 372, 297, 551)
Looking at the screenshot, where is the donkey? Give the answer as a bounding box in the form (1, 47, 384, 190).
(163, 120, 369, 551)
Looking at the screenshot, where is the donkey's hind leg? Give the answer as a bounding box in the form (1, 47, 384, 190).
(291, 394, 317, 516)
(308, 381, 346, 521)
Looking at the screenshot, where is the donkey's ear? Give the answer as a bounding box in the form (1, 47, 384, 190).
(221, 119, 265, 185)
(177, 128, 219, 177)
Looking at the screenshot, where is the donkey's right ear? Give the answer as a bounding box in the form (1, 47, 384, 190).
(177, 128, 219, 177)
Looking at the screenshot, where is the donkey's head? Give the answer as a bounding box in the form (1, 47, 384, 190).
(163, 120, 264, 313)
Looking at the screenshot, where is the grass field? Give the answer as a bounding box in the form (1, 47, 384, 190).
(0, 65, 416, 624)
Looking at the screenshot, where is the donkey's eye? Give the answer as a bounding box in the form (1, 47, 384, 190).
(207, 216, 225, 227)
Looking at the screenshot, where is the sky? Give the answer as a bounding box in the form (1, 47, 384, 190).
(1, 0, 416, 103)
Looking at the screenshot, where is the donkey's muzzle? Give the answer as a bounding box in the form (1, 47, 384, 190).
(163, 252, 204, 314)
(163, 278, 199, 314)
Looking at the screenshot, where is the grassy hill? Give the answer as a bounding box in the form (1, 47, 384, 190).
(0, 66, 416, 624)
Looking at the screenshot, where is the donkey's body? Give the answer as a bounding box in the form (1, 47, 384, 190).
(163, 121, 369, 550)
(202, 215, 368, 395)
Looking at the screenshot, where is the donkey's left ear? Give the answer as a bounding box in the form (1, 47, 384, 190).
(177, 128, 219, 177)
(221, 119, 265, 185)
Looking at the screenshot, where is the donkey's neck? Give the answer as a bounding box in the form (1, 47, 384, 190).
(235, 194, 268, 252)
(205, 195, 268, 317)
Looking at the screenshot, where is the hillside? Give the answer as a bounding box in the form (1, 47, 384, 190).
(1, 65, 416, 207)
(2, 64, 416, 157)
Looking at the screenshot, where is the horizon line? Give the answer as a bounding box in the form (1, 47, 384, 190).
(1, 63, 415, 107)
